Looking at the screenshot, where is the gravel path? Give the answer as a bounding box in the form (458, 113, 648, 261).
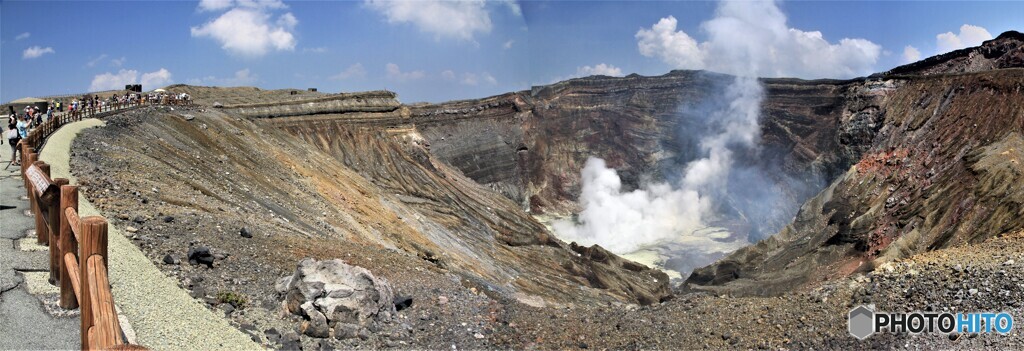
(40, 118, 261, 350)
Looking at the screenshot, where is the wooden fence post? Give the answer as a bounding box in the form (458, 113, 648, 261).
(59, 184, 79, 309)
(87, 254, 123, 348)
(20, 146, 32, 189)
(79, 216, 107, 350)
(48, 178, 69, 285)
(24, 152, 38, 236)
(34, 161, 50, 245)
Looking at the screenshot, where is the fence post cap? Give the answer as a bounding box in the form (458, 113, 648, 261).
(82, 216, 107, 226)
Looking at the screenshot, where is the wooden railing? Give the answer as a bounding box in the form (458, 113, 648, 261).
(22, 100, 138, 151)
(21, 98, 193, 151)
(22, 158, 135, 350)
(15, 100, 177, 350)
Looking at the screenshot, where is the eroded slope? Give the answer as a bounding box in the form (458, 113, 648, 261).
(688, 69, 1024, 295)
(72, 105, 670, 310)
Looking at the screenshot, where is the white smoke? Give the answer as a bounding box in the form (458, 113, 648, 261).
(552, 158, 707, 253)
(553, 77, 762, 254)
(553, 0, 819, 257)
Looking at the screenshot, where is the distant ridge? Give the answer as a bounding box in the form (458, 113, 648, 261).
(883, 30, 1024, 76)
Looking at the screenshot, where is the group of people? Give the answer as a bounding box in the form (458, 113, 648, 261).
(6, 111, 30, 168)
(4, 90, 192, 167)
(145, 92, 191, 105)
(65, 93, 136, 113)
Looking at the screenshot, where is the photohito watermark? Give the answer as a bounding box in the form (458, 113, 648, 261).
(848, 305, 1015, 340)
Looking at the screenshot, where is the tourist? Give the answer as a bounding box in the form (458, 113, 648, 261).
(24, 107, 34, 128)
(32, 106, 42, 126)
(6, 119, 20, 167)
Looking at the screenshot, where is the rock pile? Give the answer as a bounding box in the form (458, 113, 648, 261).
(276, 258, 396, 339)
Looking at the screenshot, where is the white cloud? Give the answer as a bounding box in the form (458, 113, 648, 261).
(503, 39, 514, 50)
(90, 68, 174, 91)
(303, 47, 328, 53)
(235, 0, 287, 10)
(636, 16, 705, 69)
(199, 0, 285, 12)
(635, 1, 881, 79)
(87, 54, 109, 67)
(15, 32, 30, 41)
(496, 0, 522, 17)
(441, 70, 456, 81)
(365, 0, 492, 41)
(191, 7, 297, 57)
(22, 46, 55, 59)
(90, 69, 138, 91)
(936, 24, 993, 53)
(329, 63, 367, 80)
(111, 56, 127, 67)
(577, 63, 623, 77)
(277, 12, 297, 28)
(198, 0, 234, 12)
(902, 45, 921, 63)
(141, 68, 174, 89)
(385, 63, 425, 82)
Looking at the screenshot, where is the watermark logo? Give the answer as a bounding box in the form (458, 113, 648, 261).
(849, 305, 875, 340)
(848, 305, 1014, 340)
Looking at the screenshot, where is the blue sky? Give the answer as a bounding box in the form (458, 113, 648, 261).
(2, 1, 1022, 103)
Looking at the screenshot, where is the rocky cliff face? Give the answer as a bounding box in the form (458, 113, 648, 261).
(417, 71, 855, 244)
(687, 34, 1024, 296)
(221, 91, 402, 119)
(884, 31, 1024, 76)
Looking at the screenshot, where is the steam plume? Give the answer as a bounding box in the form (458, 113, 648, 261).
(554, 1, 817, 257)
(553, 77, 762, 253)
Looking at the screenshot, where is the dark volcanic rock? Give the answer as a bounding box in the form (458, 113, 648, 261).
(264, 328, 281, 343)
(163, 254, 179, 265)
(188, 246, 215, 267)
(240, 227, 253, 238)
(279, 340, 301, 351)
(393, 295, 413, 311)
